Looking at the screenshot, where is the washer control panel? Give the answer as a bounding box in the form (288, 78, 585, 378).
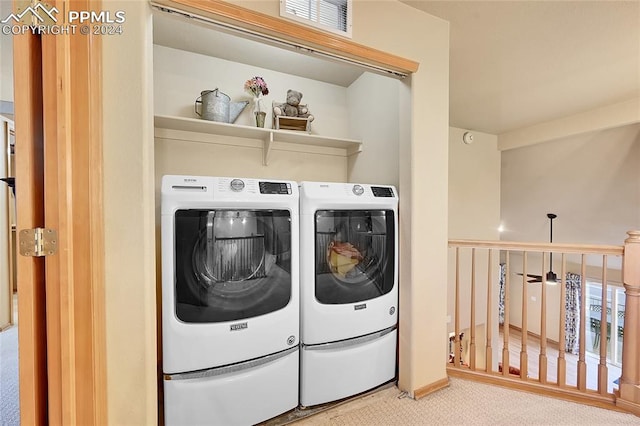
(214, 178, 292, 195)
(161, 176, 298, 211)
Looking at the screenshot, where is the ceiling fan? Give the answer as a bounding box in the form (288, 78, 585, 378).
(517, 213, 559, 285)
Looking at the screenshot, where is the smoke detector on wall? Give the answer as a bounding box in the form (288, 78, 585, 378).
(462, 131, 474, 144)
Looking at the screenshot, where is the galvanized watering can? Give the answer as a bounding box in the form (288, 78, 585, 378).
(194, 89, 249, 123)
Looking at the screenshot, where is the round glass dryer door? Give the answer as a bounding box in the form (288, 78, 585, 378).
(174, 209, 292, 323)
(314, 209, 395, 304)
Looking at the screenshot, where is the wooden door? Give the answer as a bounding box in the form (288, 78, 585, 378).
(12, 0, 106, 423)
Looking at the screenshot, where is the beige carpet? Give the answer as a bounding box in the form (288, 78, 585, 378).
(295, 378, 639, 425)
(0, 325, 19, 426)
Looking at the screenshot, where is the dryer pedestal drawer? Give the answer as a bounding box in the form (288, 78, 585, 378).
(300, 329, 396, 407)
(164, 348, 298, 426)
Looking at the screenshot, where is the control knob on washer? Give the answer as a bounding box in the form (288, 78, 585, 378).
(230, 179, 245, 192)
(352, 184, 364, 196)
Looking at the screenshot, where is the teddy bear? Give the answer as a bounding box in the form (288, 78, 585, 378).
(273, 89, 314, 122)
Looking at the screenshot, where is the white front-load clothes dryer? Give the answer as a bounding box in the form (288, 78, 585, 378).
(161, 175, 299, 425)
(298, 181, 398, 407)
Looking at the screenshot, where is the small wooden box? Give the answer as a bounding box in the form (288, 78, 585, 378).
(274, 115, 312, 132)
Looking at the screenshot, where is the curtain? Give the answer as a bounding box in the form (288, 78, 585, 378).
(564, 272, 582, 354)
(498, 263, 505, 325)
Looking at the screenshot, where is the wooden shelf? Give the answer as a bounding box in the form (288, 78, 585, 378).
(154, 115, 362, 165)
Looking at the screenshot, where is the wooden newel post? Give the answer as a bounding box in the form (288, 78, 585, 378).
(617, 231, 640, 415)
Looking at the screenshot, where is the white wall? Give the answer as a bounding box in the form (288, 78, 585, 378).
(448, 128, 500, 240)
(0, 1, 13, 331)
(0, 0, 13, 103)
(447, 127, 501, 368)
(102, 1, 157, 424)
(347, 72, 401, 188)
(501, 124, 640, 245)
(155, 135, 347, 184)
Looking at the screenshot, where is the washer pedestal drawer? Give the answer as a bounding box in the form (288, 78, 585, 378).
(164, 348, 298, 426)
(300, 329, 396, 407)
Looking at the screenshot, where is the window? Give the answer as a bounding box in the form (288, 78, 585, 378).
(281, 0, 352, 38)
(586, 281, 625, 366)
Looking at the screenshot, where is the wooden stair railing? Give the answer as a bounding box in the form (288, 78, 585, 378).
(447, 234, 640, 413)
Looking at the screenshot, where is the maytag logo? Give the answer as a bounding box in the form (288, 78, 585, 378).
(230, 322, 248, 331)
(354, 303, 367, 311)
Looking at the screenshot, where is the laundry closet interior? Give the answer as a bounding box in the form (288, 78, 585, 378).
(152, 4, 408, 424)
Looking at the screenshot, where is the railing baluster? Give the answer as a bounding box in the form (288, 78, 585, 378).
(486, 249, 493, 373)
(470, 248, 476, 370)
(612, 279, 621, 368)
(502, 251, 510, 377)
(520, 252, 528, 380)
(558, 253, 567, 387)
(577, 254, 587, 390)
(598, 255, 609, 395)
(539, 251, 548, 384)
(454, 247, 461, 367)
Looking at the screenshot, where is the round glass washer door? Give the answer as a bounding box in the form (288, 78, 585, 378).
(174, 209, 292, 323)
(314, 209, 395, 305)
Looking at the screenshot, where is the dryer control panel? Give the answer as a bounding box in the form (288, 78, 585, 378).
(298, 181, 398, 203)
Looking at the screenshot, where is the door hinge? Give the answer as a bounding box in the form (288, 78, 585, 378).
(19, 228, 58, 257)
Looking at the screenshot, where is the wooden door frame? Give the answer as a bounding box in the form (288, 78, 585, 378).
(12, 0, 106, 423)
(13, 25, 47, 425)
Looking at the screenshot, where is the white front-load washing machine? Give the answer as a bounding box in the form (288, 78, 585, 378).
(298, 181, 398, 407)
(161, 175, 299, 425)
